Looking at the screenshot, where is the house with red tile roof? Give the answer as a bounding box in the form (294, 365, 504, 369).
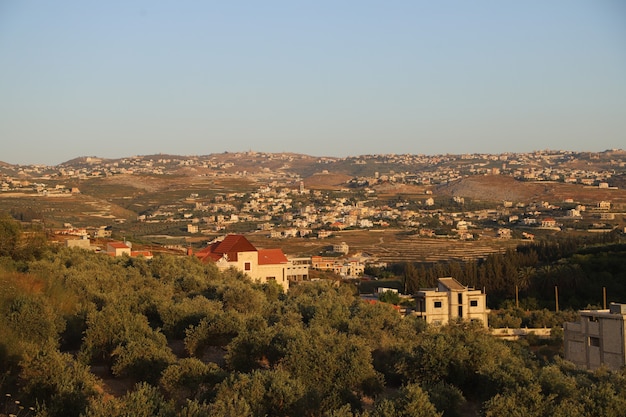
(105, 240, 153, 259)
(194, 234, 293, 292)
(106, 241, 131, 257)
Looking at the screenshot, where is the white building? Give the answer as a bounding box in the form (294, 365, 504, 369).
(333, 242, 349, 254)
(413, 277, 490, 328)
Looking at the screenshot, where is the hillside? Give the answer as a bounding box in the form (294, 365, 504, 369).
(436, 175, 626, 205)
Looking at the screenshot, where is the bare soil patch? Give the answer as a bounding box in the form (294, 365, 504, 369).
(303, 172, 352, 190)
(436, 175, 626, 206)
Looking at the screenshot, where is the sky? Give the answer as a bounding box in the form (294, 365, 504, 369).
(1, 1, 625, 165)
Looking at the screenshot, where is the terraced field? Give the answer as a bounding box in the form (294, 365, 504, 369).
(248, 229, 522, 264)
(358, 234, 519, 263)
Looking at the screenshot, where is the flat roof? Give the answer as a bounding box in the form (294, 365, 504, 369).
(438, 277, 466, 291)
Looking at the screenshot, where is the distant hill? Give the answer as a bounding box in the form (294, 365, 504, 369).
(303, 171, 353, 190)
(436, 175, 626, 205)
(436, 176, 543, 202)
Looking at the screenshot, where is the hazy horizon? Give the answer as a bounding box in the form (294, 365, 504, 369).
(4, 147, 626, 168)
(2, 1, 625, 166)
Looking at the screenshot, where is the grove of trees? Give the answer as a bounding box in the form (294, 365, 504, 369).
(1, 215, 626, 417)
(396, 232, 626, 310)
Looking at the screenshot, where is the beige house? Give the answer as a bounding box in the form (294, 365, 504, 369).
(333, 242, 350, 254)
(310, 256, 365, 278)
(564, 303, 626, 370)
(106, 241, 131, 257)
(105, 240, 153, 259)
(413, 277, 490, 328)
(194, 234, 298, 292)
(285, 257, 311, 283)
(65, 236, 92, 250)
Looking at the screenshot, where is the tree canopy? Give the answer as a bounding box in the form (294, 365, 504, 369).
(1, 215, 625, 417)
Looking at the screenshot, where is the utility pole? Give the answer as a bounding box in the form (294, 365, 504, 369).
(555, 286, 559, 312)
(603, 287, 607, 310)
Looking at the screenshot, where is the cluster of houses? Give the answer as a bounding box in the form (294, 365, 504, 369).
(3, 151, 623, 197)
(66, 236, 153, 259)
(158, 186, 621, 242)
(4, 150, 625, 244)
(5, 150, 622, 188)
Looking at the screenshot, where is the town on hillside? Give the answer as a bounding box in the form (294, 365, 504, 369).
(1, 150, 625, 266)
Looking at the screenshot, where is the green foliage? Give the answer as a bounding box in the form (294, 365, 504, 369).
(83, 382, 176, 417)
(79, 305, 174, 383)
(489, 306, 578, 329)
(19, 349, 101, 417)
(3, 239, 626, 416)
(0, 214, 24, 257)
(280, 325, 384, 412)
(220, 282, 268, 314)
(0, 266, 77, 390)
(425, 381, 466, 417)
(225, 317, 274, 372)
(378, 290, 401, 305)
(371, 383, 442, 417)
(0, 214, 49, 261)
(488, 310, 523, 328)
(399, 320, 534, 401)
(160, 358, 227, 404)
(111, 338, 176, 384)
(482, 383, 549, 417)
(396, 238, 626, 310)
(184, 309, 244, 356)
(211, 369, 306, 417)
(150, 254, 218, 293)
(158, 296, 223, 339)
(286, 281, 355, 328)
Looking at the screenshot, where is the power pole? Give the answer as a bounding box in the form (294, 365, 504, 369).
(555, 286, 559, 312)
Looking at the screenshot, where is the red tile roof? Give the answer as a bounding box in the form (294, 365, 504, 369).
(194, 234, 288, 267)
(258, 248, 288, 265)
(131, 250, 153, 258)
(195, 234, 257, 263)
(108, 241, 130, 249)
(214, 234, 257, 253)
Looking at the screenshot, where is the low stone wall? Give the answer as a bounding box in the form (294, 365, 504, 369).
(490, 327, 553, 340)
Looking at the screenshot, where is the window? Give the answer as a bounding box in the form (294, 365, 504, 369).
(589, 337, 600, 347)
(470, 300, 478, 307)
(434, 301, 442, 308)
(458, 293, 463, 304)
(244, 262, 251, 271)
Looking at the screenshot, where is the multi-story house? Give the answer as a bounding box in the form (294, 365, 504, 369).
(310, 256, 364, 278)
(333, 242, 350, 254)
(564, 303, 626, 371)
(194, 234, 298, 292)
(413, 277, 490, 328)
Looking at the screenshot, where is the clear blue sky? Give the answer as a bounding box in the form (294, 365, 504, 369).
(1, 1, 625, 165)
